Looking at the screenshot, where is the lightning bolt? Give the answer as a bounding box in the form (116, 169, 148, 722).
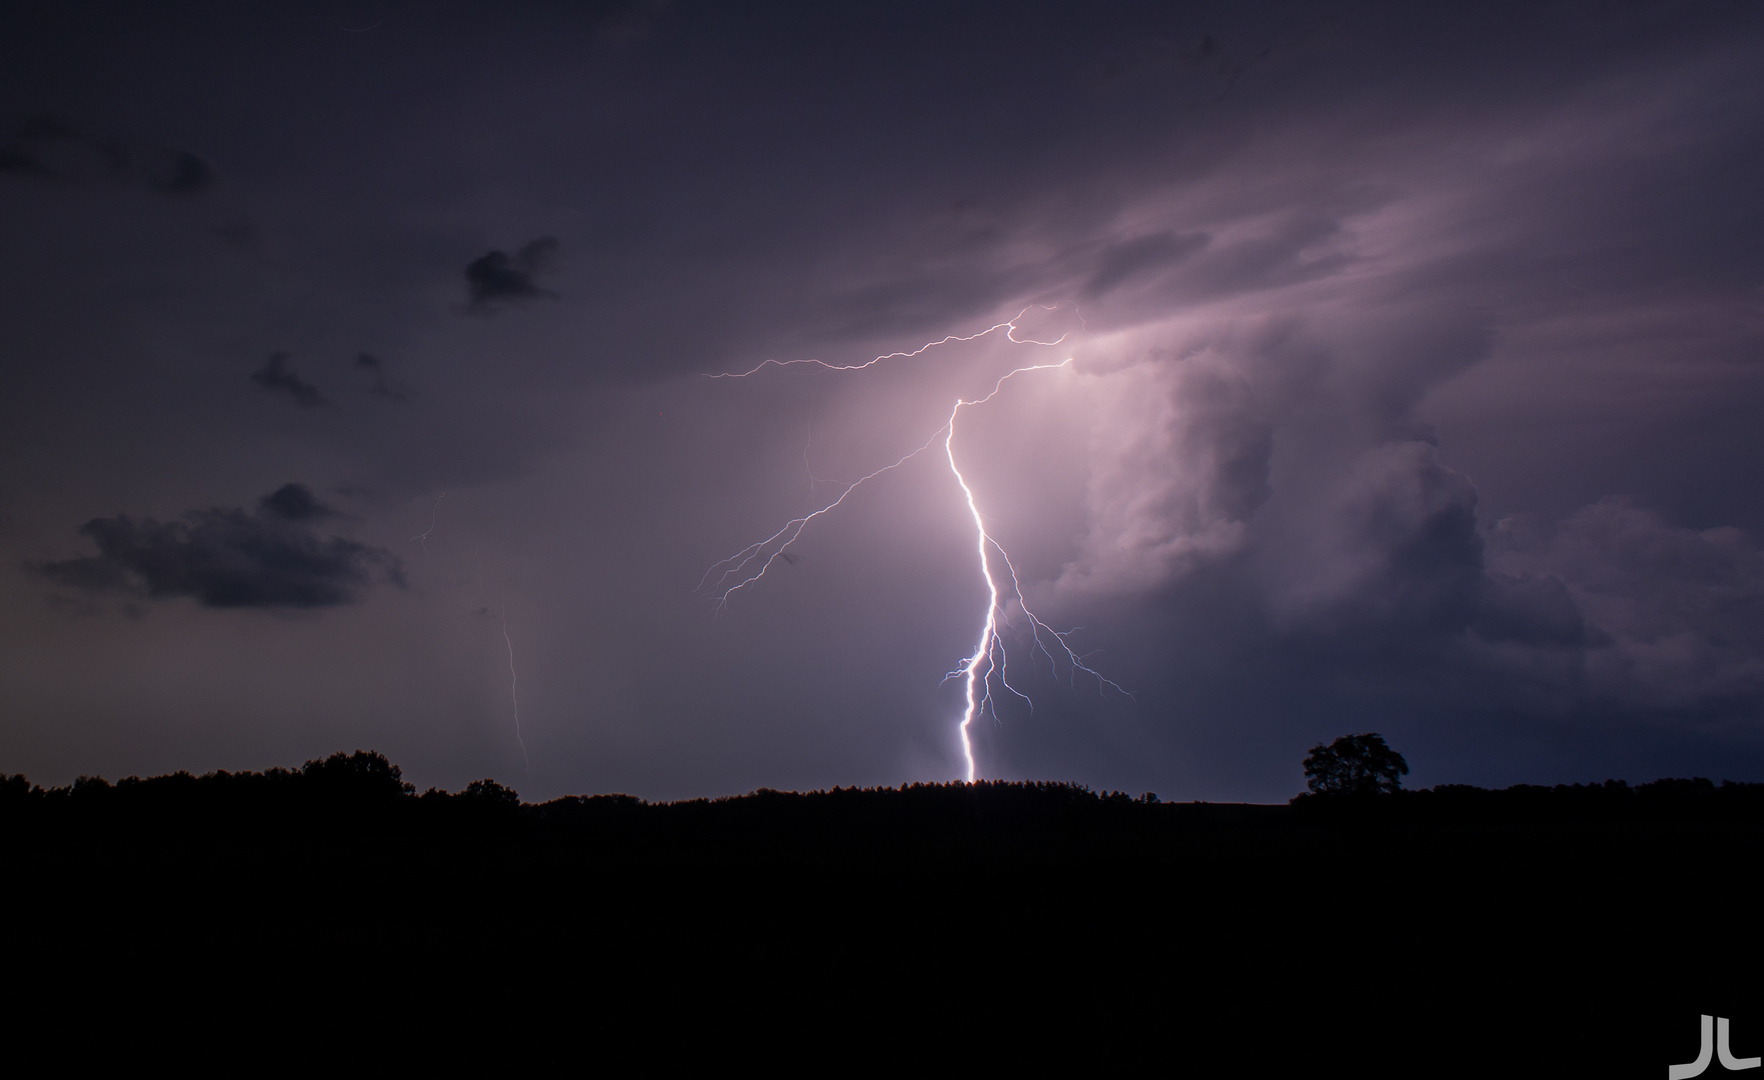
(502, 614, 530, 781)
(704, 311, 1129, 782)
(697, 425, 949, 608)
(474, 545, 532, 781)
(708, 304, 1069, 379)
(409, 495, 533, 781)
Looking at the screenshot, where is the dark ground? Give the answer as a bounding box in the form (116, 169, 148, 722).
(2, 755, 1755, 1074)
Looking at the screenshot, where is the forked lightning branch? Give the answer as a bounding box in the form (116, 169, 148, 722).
(701, 309, 1130, 782)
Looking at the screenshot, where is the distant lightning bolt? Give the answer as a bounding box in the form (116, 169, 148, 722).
(475, 544, 531, 780)
(409, 496, 532, 780)
(411, 491, 447, 552)
(704, 311, 1129, 782)
(502, 615, 530, 781)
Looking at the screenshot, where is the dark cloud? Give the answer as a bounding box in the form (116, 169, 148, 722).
(258, 483, 336, 522)
(1483, 499, 1764, 708)
(1345, 442, 1485, 633)
(250, 354, 325, 408)
(1252, 479, 1764, 723)
(1472, 571, 1589, 648)
(0, 114, 212, 194)
(35, 484, 400, 609)
(464, 237, 560, 310)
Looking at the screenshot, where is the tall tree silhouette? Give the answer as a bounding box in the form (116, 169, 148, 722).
(1303, 733, 1409, 796)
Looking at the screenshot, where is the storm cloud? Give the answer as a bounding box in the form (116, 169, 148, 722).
(1483, 499, 1764, 709)
(1, 1, 1763, 798)
(37, 484, 401, 609)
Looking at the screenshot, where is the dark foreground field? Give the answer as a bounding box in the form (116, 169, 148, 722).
(4, 753, 1757, 1075)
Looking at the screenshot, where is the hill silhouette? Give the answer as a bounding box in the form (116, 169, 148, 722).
(4, 752, 1758, 1073)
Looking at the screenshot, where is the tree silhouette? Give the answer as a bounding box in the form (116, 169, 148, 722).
(461, 778, 520, 806)
(1303, 733, 1409, 796)
(301, 750, 415, 800)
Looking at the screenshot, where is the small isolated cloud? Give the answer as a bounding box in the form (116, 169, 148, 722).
(464, 236, 560, 310)
(35, 484, 401, 609)
(251, 353, 325, 408)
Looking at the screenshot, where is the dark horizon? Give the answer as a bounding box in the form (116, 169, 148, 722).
(6, 742, 1758, 814)
(4, 1, 1764, 804)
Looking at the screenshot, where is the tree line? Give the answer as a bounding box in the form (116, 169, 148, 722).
(5, 748, 1764, 847)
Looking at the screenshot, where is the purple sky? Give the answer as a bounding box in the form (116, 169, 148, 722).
(3, 0, 1763, 801)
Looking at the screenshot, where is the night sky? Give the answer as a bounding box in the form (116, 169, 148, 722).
(4, 0, 1763, 802)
